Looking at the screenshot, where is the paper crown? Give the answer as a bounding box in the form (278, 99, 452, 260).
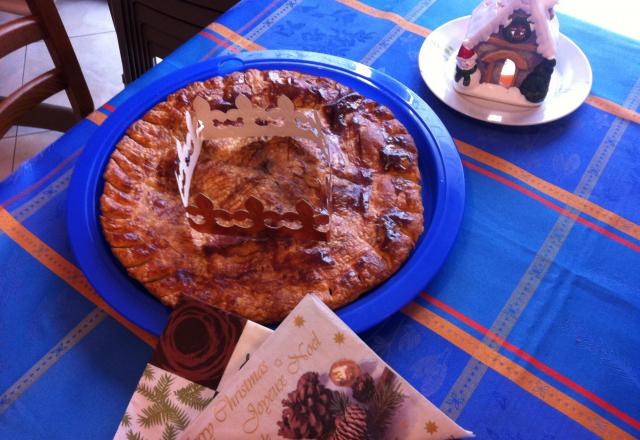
(186, 194, 330, 241)
(193, 94, 325, 144)
(175, 94, 331, 241)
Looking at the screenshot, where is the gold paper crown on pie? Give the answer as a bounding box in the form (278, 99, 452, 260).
(175, 94, 331, 241)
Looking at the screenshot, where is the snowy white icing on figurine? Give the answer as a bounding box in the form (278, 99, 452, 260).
(453, 0, 559, 106)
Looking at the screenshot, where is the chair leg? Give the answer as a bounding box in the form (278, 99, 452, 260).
(107, 0, 135, 84)
(25, 0, 94, 119)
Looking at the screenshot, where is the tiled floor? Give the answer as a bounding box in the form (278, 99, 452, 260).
(0, 0, 123, 181)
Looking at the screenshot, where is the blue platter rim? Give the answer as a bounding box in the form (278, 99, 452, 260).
(67, 50, 465, 336)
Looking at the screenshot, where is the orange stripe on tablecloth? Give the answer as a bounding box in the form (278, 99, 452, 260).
(198, 0, 277, 60)
(402, 302, 636, 440)
(237, 0, 281, 34)
(586, 95, 640, 125)
(463, 160, 640, 252)
(334, 0, 431, 37)
(0, 208, 157, 347)
(103, 103, 116, 112)
(456, 139, 640, 242)
(207, 23, 265, 51)
(86, 110, 108, 126)
(420, 293, 640, 431)
(198, 31, 241, 53)
(337, 0, 640, 124)
(0, 148, 82, 209)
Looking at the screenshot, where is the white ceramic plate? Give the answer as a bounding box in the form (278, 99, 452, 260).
(418, 16, 592, 125)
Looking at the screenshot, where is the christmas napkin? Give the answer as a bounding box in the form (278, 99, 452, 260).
(182, 295, 473, 439)
(113, 297, 272, 440)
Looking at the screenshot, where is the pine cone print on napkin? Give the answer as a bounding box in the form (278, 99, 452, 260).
(278, 372, 335, 439)
(351, 373, 375, 403)
(331, 404, 369, 440)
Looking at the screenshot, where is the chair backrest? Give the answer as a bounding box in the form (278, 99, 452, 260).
(0, 0, 29, 16)
(0, 0, 94, 137)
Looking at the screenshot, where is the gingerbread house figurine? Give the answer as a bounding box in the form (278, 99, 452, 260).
(453, 0, 559, 106)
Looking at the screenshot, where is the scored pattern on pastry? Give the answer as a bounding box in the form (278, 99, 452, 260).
(100, 69, 424, 323)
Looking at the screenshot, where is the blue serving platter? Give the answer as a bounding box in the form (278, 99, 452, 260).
(67, 50, 464, 336)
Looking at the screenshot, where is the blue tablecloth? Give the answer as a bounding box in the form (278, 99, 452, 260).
(1, 0, 639, 438)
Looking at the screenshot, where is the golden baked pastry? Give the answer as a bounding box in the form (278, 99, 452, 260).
(100, 69, 423, 323)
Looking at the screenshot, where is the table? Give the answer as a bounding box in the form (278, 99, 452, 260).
(1, 0, 638, 438)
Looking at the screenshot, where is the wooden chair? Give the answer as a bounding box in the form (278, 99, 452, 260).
(0, 0, 94, 138)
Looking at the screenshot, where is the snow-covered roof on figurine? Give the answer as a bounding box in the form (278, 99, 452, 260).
(463, 0, 559, 59)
